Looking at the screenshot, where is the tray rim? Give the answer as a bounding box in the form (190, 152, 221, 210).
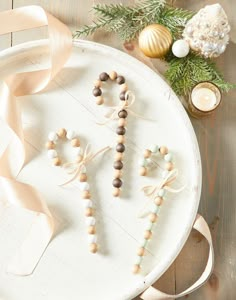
(0, 39, 202, 300)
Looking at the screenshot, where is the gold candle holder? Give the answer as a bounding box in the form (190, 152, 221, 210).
(188, 82, 222, 118)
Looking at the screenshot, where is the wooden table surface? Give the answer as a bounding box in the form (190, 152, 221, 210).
(1, 1, 235, 299)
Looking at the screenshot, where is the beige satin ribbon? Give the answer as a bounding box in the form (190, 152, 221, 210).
(0, 5, 72, 275)
(140, 214, 214, 300)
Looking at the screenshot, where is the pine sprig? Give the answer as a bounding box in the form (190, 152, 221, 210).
(165, 53, 236, 96)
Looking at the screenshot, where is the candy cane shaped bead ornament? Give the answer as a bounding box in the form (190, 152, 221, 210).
(92, 71, 130, 197)
(46, 128, 109, 253)
(133, 146, 183, 274)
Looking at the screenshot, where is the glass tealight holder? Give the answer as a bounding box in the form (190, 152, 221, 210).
(188, 82, 222, 118)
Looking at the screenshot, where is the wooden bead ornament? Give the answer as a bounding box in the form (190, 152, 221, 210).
(139, 144, 174, 177)
(133, 146, 179, 274)
(45, 129, 109, 254)
(92, 71, 130, 197)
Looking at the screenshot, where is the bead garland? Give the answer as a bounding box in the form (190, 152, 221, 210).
(133, 145, 175, 274)
(46, 128, 98, 253)
(92, 71, 129, 198)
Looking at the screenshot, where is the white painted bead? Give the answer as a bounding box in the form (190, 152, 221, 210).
(48, 131, 58, 142)
(138, 158, 148, 167)
(66, 130, 76, 140)
(135, 256, 143, 265)
(151, 204, 159, 214)
(140, 238, 148, 248)
(80, 165, 87, 174)
(172, 39, 190, 58)
(162, 170, 169, 179)
(88, 234, 97, 244)
(83, 199, 93, 208)
(148, 144, 159, 153)
(80, 182, 90, 191)
(164, 153, 173, 162)
(158, 189, 166, 197)
(76, 147, 81, 155)
(147, 221, 154, 231)
(47, 149, 57, 159)
(86, 217, 96, 226)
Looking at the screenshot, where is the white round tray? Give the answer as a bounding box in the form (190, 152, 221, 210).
(0, 40, 201, 300)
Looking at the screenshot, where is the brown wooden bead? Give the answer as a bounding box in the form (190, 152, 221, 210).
(96, 96, 104, 105)
(115, 152, 123, 161)
(133, 264, 141, 274)
(93, 87, 102, 97)
(113, 178, 122, 188)
(160, 146, 168, 155)
(144, 149, 152, 158)
(139, 167, 147, 176)
(79, 174, 87, 182)
(119, 91, 126, 101)
(99, 72, 109, 81)
(120, 83, 128, 92)
(155, 196, 163, 206)
(116, 126, 126, 136)
(57, 128, 67, 138)
(149, 213, 158, 223)
(116, 75, 125, 85)
(53, 157, 61, 166)
(82, 191, 91, 199)
(166, 162, 174, 171)
(113, 188, 121, 197)
(88, 225, 96, 235)
(45, 141, 55, 150)
(137, 247, 145, 256)
(109, 71, 117, 80)
(118, 109, 128, 118)
(116, 143, 125, 153)
(113, 160, 123, 170)
(144, 230, 152, 240)
(85, 207, 93, 217)
(117, 135, 125, 144)
(71, 138, 80, 147)
(90, 243, 98, 253)
(118, 118, 127, 127)
(114, 170, 122, 178)
(94, 79, 102, 88)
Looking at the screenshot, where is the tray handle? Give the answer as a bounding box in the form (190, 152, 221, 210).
(140, 214, 214, 300)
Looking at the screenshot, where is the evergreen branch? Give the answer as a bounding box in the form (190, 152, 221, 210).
(165, 53, 236, 95)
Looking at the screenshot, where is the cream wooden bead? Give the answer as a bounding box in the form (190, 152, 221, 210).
(109, 71, 117, 80)
(115, 152, 123, 161)
(118, 118, 127, 127)
(53, 157, 61, 166)
(139, 167, 147, 176)
(88, 225, 96, 235)
(132, 264, 141, 274)
(155, 196, 163, 206)
(85, 207, 93, 217)
(114, 170, 122, 178)
(166, 162, 174, 171)
(160, 146, 168, 155)
(90, 243, 98, 253)
(82, 191, 91, 199)
(94, 79, 102, 88)
(45, 141, 55, 150)
(149, 213, 158, 223)
(117, 135, 125, 143)
(137, 247, 145, 256)
(144, 230, 152, 240)
(113, 188, 121, 197)
(71, 138, 80, 147)
(96, 96, 104, 105)
(79, 173, 87, 182)
(120, 83, 128, 92)
(57, 128, 67, 138)
(144, 149, 152, 158)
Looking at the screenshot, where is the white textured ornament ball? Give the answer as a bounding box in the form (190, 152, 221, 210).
(172, 39, 190, 58)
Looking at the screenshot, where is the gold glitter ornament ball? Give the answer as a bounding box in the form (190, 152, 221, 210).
(138, 24, 172, 58)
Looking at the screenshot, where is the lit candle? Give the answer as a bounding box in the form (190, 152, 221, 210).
(189, 82, 221, 118)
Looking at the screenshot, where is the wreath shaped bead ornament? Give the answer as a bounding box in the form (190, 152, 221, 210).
(92, 71, 129, 198)
(133, 145, 176, 274)
(45, 128, 99, 253)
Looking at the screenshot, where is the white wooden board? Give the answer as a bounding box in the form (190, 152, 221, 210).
(0, 40, 201, 300)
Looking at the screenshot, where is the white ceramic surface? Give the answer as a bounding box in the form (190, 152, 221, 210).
(0, 40, 201, 300)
